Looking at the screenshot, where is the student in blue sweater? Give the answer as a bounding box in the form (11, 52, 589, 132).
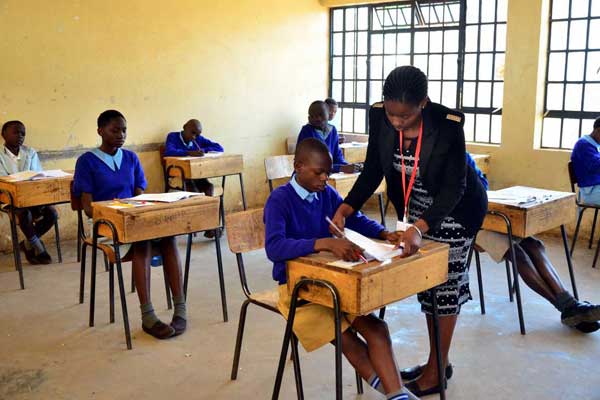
(164, 119, 223, 197)
(0, 120, 57, 265)
(74, 110, 187, 340)
(571, 117, 600, 205)
(264, 138, 409, 400)
(296, 101, 356, 174)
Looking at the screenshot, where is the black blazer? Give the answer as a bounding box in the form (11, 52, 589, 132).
(345, 101, 487, 236)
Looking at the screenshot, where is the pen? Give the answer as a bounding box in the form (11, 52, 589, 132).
(325, 216, 368, 264)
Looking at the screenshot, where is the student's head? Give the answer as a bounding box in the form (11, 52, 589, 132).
(182, 119, 203, 143)
(324, 98, 338, 122)
(594, 117, 600, 136)
(383, 66, 429, 132)
(308, 100, 329, 131)
(1, 120, 26, 148)
(97, 110, 126, 149)
(294, 138, 332, 192)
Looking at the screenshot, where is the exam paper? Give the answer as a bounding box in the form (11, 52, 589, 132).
(0, 169, 71, 182)
(344, 228, 403, 262)
(128, 191, 203, 203)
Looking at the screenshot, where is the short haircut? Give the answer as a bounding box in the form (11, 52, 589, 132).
(97, 110, 125, 128)
(383, 65, 428, 105)
(1, 120, 24, 135)
(594, 117, 600, 130)
(295, 137, 331, 163)
(309, 100, 327, 116)
(325, 98, 338, 107)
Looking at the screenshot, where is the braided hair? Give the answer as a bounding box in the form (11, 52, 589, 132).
(382, 66, 428, 106)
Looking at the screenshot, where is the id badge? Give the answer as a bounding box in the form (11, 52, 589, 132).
(396, 214, 411, 232)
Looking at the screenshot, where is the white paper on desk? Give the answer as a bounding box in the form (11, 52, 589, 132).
(0, 169, 71, 182)
(327, 259, 365, 269)
(201, 152, 224, 158)
(344, 228, 403, 262)
(128, 191, 204, 203)
(486, 190, 540, 206)
(329, 172, 359, 179)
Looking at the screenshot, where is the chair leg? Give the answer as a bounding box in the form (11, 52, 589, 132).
(570, 207, 585, 256)
(215, 233, 228, 322)
(79, 243, 87, 304)
(53, 221, 62, 263)
(115, 258, 133, 350)
(475, 250, 485, 315)
(230, 299, 251, 380)
(560, 225, 579, 299)
(103, 253, 109, 272)
(109, 263, 115, 323)
(89, 241, 98, 327)
(355, 370, 363, 395)
(504, 258, 513, 303)
(378, 193, 386, 228)
(9, 212, 24, 289)
(589, 209, 599, 249)
(431, 286, 446, 400)
(131, 267, 136, 293)
(76, 226, 82, 263)
(238, 173, 247, 210)
(507, 247, 526, 335)
(291, 334, 305, 400)
(593, 235, 600, 269)
(163, 267, 172, 310)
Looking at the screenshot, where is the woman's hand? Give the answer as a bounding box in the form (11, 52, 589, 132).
(315, 238, 362, 261)
(330, 203, 355, 237)
(380, 230, 402, 246)
(400, 226, 422, 257)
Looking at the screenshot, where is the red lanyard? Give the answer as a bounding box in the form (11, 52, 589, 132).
(399, 120, 423, 221)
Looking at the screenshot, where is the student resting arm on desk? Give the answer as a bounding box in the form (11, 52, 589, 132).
(0, 120, 57, 265)
(264, 138, 415, 400)
(74, 110, 187, 340)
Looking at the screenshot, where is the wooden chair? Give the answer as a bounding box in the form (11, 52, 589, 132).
(567, 160, 600, 267)
(226, 209, 364, 397)
(0, 189, 62, 290)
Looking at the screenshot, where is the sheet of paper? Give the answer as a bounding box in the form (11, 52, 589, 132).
(128, 191, 204, 203)
(344, 228, 403, 262)
(487, 190, 543, 206)
(107, 200, 155, 209)
(30, 169, 72, 180)
(202, 152, 224, 158)
(0, 169, 71, 182)
(326, 259, 365, 269)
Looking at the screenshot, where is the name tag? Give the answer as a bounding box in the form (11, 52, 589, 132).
(396, 220, 411, 232)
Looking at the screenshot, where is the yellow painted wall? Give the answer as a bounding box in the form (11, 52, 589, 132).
(0, 0, 329, 251)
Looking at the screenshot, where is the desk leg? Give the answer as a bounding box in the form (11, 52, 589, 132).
(431, 286, 445, 400)
(507, 229, 526, 335)
(183, 233, 192, 299)
(89, 234, 98, 327)
(54, 221, 62, 263)
(8, 210, 24, 289)
(291, 334, 305, 399)
(215, 233, 228, 322)
(239, 173, 247, 210)
(560, 225, 579, 300)
(114, 249, 132, 350)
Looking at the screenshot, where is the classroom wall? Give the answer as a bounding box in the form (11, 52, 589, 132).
(0, 0, 329, 251)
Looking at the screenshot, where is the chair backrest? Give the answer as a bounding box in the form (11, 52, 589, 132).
(567, 160, 577, 193)
(286, 137, 297, 155)
(225, 208, 265, 254)
(264, 155, 294, 182)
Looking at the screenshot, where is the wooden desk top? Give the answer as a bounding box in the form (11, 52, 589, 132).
(92, 195, 220, 243)
(470, 153, 490, 175)
(328, 173, 385, 198)
(287, 240, 449, 315)
(0, 175, 73, 208)
(482, 186, 575, 238)
(340, 143, 368, 164)
(164, 154, 244, 179)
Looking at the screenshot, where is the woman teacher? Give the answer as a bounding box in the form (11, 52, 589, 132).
(331, 66, 487, 396)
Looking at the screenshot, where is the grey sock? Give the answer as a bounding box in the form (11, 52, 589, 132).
(402, 386, 420, 400)
(386, 389, 408, 400)
(173, 295, 187, 320)
(368, 373, 385, 394)
(555, 291, 577, 312)
(141, 303, 159, 328)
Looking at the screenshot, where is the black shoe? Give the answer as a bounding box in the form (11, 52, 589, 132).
(405, 379, 448, 397)
(19, 241, 39, 265)
(401, 363, 453, 382)
(561, 301, 600, 327)
(575, 321, 600, 333)
(170, 316, 187, 336)
(35, 251, 52, 265)
(142, 321, 175, 339)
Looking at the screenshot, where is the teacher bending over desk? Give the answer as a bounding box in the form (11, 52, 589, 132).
(331, 66, 488, 396)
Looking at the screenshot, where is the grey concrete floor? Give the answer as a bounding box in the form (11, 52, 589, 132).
(1, 214, 600, 400)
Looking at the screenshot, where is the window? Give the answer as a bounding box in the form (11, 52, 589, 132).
(542, 0, 600, 149)
(329, 0, 507, 145)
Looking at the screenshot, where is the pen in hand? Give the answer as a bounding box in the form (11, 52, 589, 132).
(325, 216, 369, 264)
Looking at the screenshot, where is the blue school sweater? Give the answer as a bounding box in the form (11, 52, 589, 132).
(466, 152, 489, 190)
(164, 131, 224, 157)
(296, 124, 347, 172)
(264, 179, 384, 284)
(571, 135, 600, 188)
(73, 149, 147, 201)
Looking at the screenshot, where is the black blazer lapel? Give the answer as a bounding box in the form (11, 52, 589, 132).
(378, 117, 396, 175)
(419, 104, 439, 179)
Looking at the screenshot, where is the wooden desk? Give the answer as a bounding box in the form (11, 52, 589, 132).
(164, 154, 247, 210)
(92, 195, 220, 243)
(0, 175, 72, 289)
(340, 143, 368, 164)
(480, 186, 577, 334)
(275, 241, 450, 400)
(328, 173, 386, 226)
(286, 240, 449, 315)
(470, 153, 490, 176)
(89, 195, 227, 349)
